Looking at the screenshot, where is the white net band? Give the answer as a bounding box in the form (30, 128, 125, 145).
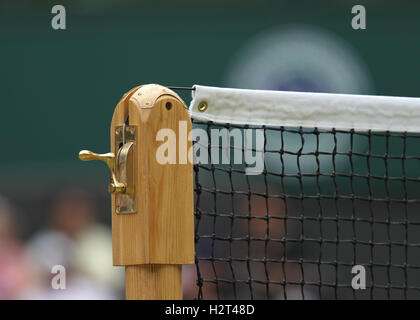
(189, 85, 420, 132)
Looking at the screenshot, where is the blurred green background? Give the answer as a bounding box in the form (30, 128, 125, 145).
(0, 0, 420, 299)
(1, 1, 420, 175)
(1, 0, 420, 232)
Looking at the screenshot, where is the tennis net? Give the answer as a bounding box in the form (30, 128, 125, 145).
(188, 85, 420, 300)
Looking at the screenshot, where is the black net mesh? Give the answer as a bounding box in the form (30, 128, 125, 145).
(192, 119, 420, 300)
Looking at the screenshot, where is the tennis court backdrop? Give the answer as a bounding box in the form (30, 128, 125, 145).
(1, 1, 420, 300)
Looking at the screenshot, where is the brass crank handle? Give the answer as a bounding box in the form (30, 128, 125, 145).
(78, 150, 126, 194)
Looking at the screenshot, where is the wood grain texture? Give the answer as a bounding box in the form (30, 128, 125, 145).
(125, 265, 182, 300)
(110, 84, 194, 266)
(110, 85, 145, 265)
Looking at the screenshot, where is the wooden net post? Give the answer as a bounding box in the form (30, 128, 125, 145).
(81, 84, 194, 300)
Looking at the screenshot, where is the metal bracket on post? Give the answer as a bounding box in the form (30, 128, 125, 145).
(78, 125, 137, 214)
(114, 125, 136, 214)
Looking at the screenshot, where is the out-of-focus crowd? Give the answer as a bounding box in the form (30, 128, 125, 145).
(0, 187, 231, 300)
(0, 186, 314, 300)
(0, 189, 125, 299)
